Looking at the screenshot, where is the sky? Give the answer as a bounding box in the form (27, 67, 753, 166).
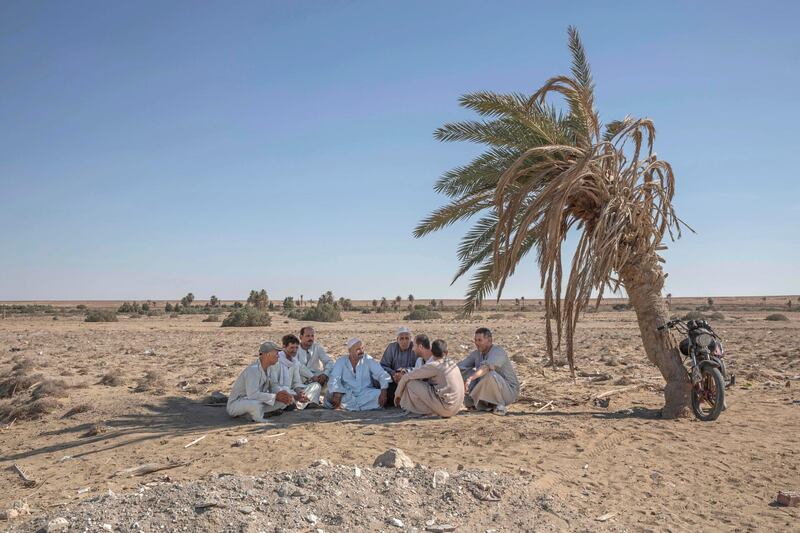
(1, 0, 798, 301)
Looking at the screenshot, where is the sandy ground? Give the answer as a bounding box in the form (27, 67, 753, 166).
(0, 304, 798, 532)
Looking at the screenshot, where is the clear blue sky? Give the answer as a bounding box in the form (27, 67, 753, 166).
(1, 1, 798, 301)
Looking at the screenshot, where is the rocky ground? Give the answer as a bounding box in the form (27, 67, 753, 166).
(1, 301, 798, 532)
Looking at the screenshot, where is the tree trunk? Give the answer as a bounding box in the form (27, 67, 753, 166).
(620, 252, 691, 418)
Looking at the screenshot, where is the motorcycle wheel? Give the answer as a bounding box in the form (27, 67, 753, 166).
(691, 367, 725, 421)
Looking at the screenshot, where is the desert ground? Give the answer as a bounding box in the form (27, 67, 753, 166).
(0, 298, 798, 532)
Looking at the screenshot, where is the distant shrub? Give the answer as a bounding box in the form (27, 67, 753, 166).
(164, 303, 174, 312)
(766, 313, 789, 321)
(682, 310, 725, 321)
(361, 309, 372, 314)
(289, 303, 342, 323)
(147, 309, 164, 317)
(85, 310, 117, 322)
(203, 314, 221, 322)
(221, 307, 271, 327)
(612, 303, 630, 311)
(76, 304, 87, 310)
(404, 308, 442, 321)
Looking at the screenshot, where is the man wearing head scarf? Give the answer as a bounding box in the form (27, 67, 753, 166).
(395, 339, 464, 418)
(325, 338, 391, 411)
(380, 326, 417, 405)
(227, 341, 296, 422)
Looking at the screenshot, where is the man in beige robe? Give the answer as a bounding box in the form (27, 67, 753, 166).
(394, 339, 464, 418)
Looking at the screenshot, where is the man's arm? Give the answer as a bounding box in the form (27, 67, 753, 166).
(457, 352, 477, 371)
(369, 358, 392, 390)
(244, 368, 276, 405)
(327, 361, 347, 394)
(379, 344, 395, 374)
(318, 346, 334, 376)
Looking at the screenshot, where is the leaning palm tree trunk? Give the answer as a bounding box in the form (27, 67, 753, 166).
(620, 251, 690, 418)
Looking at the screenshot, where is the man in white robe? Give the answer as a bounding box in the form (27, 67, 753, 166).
(325, 338, 391, 411)
(278, 334, 322, 408)
(296, 326, 334, 386)
(227, 341, 296, 422)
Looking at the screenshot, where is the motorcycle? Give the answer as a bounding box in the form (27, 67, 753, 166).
(657, 318, 732, 421)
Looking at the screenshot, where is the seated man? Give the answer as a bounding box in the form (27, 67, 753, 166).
(227, 341, 296, 422)
(296, 326, 333, 387)
(395, 339, 464, 418)
(457, 327, 519, 416)
(380, 326, 417, 405)
(326, 338, 391, 411)
(278, 334, 322, 409)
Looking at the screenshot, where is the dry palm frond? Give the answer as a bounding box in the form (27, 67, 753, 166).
(415, 26, 689, 375)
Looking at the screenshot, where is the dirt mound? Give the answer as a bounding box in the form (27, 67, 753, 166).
(9, 465, 571, 532)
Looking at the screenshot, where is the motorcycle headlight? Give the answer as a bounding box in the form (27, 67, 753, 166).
(695, 333, 714, 348)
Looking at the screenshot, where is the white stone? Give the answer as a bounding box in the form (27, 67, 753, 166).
(389, 518, 404, 528)
(47, 517, 70, 532)
(433, 470, 449, 488)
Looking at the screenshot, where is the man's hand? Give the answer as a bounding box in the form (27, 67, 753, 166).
(315, 374, 329, 386)
(464, 378, 472, 393)
(275, 390, 294, 405)
(331, 392, 343, 410)
(295, 390, 309, 403)
(394, 393, 402, 407)
(378, 389, 388, 407)
(392, 370, 405, 383)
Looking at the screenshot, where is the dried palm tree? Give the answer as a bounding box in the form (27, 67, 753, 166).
(414, 27, 692, 417)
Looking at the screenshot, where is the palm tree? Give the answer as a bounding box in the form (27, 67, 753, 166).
(414, 27, 691, 418)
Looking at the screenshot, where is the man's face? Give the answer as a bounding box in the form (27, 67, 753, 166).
(397, 333, 412, 351)
(283, 342, 299, 359)
(300, 328, 315, 349)
(259, 350, 279, 368)
(348, 342, 364, 360)
(474, 333, 492, 353)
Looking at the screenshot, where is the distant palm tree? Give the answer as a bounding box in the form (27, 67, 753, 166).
(414, 27, 691, 417)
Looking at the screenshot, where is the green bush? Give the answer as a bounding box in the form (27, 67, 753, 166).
(85, 310, 118, 322)
(404, 308, 442, 321)
(289, 303, 342, 322)
(766, 313, 789, 321)
(221, 307, 271, 327)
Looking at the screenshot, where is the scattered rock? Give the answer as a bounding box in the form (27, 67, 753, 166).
(239, 505, 254, 514)
(232, 437, 248, 447)
(389, 517, 404, 527)
(311, 459, 331, 467)
(354, 466, 362, 478)
(374, 448, 415, 469)
(47, 517, 70, 532)
(305, 513, 318, 524)
(776, 490, 800, 507)
(433, 470, 449, 488)
(426, 525, 456, 532)
(208, 391, 227, 404)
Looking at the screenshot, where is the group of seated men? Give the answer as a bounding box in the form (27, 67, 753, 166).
(226, 325, 519, 423)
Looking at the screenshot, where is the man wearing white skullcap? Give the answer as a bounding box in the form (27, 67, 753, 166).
(227, 341, 296, 422)
(379, 326, 418, 405)
(325, 338, 391, 410)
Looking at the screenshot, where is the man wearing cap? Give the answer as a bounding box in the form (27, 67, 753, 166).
(296, 326, 333, 386)
(380, 326, 417, 405)
(227, 341, 296, 422)
(325, 338, 391, 411)
(457, 327, 519, 416)
(277, 334, 322, 409)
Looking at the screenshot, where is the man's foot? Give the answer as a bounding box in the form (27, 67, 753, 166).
(493, 404, 507, 416)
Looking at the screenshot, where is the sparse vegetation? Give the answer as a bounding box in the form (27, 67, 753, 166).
(62, 403, 91, 418)
(766, 313, 789, 321)
(0, 398, 60, 421)
(221, 307, 271, 327)
(31, 379, 69, 401)
(404, 308, 442, 321)
(289, 303, 342, 322)
(247, 289, 269, 309)
(134, 370, 166, 393)
(100, 370, 125, 387)
(85, 309, 118, 322)
(682, 310, 725, 321)
(203, 314, 221, 322)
